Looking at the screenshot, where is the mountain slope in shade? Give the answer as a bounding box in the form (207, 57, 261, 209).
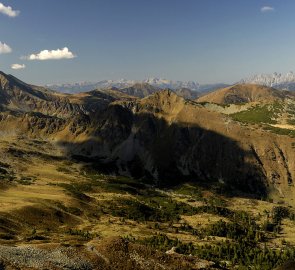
(0, 71, 87, 118)
(59, 89, 295, 202)
(196, 84, 289, 105)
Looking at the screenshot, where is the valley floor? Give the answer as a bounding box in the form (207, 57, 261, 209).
(0, 136, 294, 269)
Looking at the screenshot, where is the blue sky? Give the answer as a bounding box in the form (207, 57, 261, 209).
(0, 0, 294, 84)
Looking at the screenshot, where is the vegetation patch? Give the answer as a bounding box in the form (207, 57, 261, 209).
(17, 176, 37, 185)
(54, 182, 93, 201)
(263, 125, 295, 137)
(65, 228, 99, 240)
(230, 103, 282, 124)
(137, 214, 295, 270)
(104, 198, 180, 222)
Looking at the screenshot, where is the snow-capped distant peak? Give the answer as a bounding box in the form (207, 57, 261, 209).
(45, 78, 200, 93)
(239, 72, 295, 90)
(143, 77, 199, 90)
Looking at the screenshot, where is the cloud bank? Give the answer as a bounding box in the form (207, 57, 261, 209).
(261, 6, 275, 13)
(11, 64, 25, 70)
(0, 42, 12, 54)
(0, 2, 19, 17)
(26, 47, 76, 60)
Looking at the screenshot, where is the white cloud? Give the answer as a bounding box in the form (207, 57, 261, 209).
(11, 63, 25, 70)
(0, 42, 12, 54)
(0, 2, 19, 17)
(261, 6, 275, 13)
(25, 47, 76, 61)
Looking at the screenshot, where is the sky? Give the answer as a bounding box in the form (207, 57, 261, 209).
(0, 0, 295, 85)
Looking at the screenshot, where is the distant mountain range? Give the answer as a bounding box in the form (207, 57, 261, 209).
(46, 78, 228, 94)
(46, 72, 295, 93)
(104, 83, 200, 99)
(239, 72, 295, 90)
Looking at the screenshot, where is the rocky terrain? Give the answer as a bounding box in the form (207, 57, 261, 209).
(0, 71, 295, 269)
(1, 71, 295, 201)
(0, 237, 220, 270)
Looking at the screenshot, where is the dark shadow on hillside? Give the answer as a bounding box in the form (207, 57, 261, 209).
(58, 104, 268, 198)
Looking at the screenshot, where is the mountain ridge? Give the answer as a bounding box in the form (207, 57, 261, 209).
(45, 78, 227, 94)
(196, 84, 291, 104)
(239, 72, 295, 91)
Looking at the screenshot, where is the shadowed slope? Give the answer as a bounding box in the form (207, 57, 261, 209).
(59, 90, 271, 197)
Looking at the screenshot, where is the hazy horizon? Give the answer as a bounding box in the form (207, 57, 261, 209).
(1, 0, 295, 85)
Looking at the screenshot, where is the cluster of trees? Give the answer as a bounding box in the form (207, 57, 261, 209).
(204, 219, 264, 243)
(140, 231, 295, 270)
(95, 177, 295, 270)
(194, 240, 295, 269)
(136, 204, 295, 269)
(139, 234, 195, 255)
(107, 194, 238, 224)
(66, 228, 97, 240)
(262, 206, 294, 234)
(107, 196, 199, 223)
(107, 198, 185, 222)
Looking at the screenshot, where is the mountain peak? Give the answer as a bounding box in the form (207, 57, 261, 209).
(0, 71, 12, 81)
(142, 88, 184, 104)
(0, 70, 7, 76)
(157, 88, 176, 96)
(197, 83, 286, 104)
(239, 72, 295, 91)
(0, 71, 12, 89)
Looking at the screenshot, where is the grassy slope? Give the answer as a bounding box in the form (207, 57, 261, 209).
(0, 137, 295, 269)
(226, 101, 295, 137)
